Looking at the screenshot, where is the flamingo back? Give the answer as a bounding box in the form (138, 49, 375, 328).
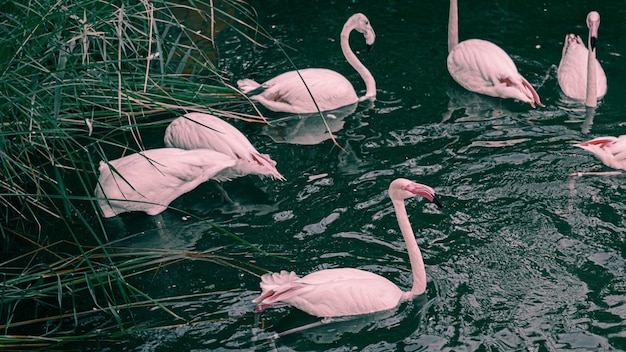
(95, 148, 236, 217)
(244, 68, 359, 114)
(447, 39, 542, 107)
(164, 113, 285, 181)
(557, 34, 607, 100)
(254, 268, 403, 318)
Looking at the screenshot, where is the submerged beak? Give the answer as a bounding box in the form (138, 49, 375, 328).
(366, 44, 373, 53)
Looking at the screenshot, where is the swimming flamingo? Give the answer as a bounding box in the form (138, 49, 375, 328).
(164, 113, 285, 181)
(95, 148, 236, 218)
(574, 135, 626, 171)
(253, 178, 442, 318)
(447, 0, 543, 107)
(557, 11, 607, 107)
(237, 13, 376, 114)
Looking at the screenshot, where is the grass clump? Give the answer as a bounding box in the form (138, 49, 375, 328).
(0, 0, 274, 347)
(1, 0, 269, 235)
(0, 237, 265, 349)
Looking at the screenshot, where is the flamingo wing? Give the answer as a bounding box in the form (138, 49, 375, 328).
(165, 113, 254, 158)
(164, 113, 285, 181)
(557, 35, 588, 100)
(149, 148, 237, 183)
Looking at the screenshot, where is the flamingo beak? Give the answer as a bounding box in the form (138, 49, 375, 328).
(432, 195, 443, 208)
(366, 44, 373, 53)
(403, 182, 442, 208)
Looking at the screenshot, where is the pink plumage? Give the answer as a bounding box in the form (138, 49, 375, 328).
(557, 11, 607, 107)
(575, 136, 626, 171)
(164, 113, 285, 181)
(95, 148, 237, 218)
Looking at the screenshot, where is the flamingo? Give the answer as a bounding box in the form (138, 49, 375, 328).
(236, 13, 376, 114)
(253, 178, 442, 318)
(447, 0, 543, 108)
(557, 11, 607, 107)
(94, 148, 236, 218)
(574, 135, 626, 172)
(164, 113, 285, 181)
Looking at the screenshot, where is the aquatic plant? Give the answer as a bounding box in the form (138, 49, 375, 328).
(0, 0, 273, 347)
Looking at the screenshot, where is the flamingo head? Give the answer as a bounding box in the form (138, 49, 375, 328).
(346, 13, 376, 47)
(586, 11, 600, 51)
(389, 178, 442, 208)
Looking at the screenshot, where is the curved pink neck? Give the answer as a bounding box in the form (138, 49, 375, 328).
(340, 24, 376, 99)
(392, 198, 427, 296)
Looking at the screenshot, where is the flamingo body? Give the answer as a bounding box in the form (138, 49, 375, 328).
(237, 69, 358, 114)
(254, 269, 403, 317)
(557, 11, 607, 104)
(557, 35, 606, 100)
(447, 39, 542, 107)
(237, 13, 376, 114)
(164, 113, 285, 181)
(447, 0, 542, 108)
(253, 178, 442, 318)
(95, 148, 237, 218)
(575, 136, 626, 171)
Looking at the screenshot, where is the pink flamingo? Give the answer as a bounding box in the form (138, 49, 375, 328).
(447, 0, 543, 107)
(253, 178, 441, 318)
(574, 136, 626, 172)
(237, 13, 376, 114)
(557, 11, 607, 107)
(95, 148, 236, 218)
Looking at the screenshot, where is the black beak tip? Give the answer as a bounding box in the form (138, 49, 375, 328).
(366, 44, 373, 53)
(590, 36, 597, 51)
(432, 195, 442, 208)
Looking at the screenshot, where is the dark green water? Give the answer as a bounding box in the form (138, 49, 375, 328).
(94, 1, 626, 350)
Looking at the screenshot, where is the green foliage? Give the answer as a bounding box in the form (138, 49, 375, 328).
(0, 236, 266, 348)
(0, 0, 268, 234)
(0, 0, 274, 345)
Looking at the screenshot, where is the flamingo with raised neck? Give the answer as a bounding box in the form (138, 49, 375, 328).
(237, 13, 376, 114)
(253, 178, 442, 318)
(557, 11, 607, 107)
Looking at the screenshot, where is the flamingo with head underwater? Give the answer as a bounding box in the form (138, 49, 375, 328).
(253, 178, 442, 318)
(446, 0, 543, 108)
(94, 148, 237, 218)
(557, 11, 607, 107)
(237, 13, 376, 114)
(574, 135, 626, 173)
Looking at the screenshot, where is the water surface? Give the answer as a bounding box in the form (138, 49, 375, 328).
(96, 1, 626, 350)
